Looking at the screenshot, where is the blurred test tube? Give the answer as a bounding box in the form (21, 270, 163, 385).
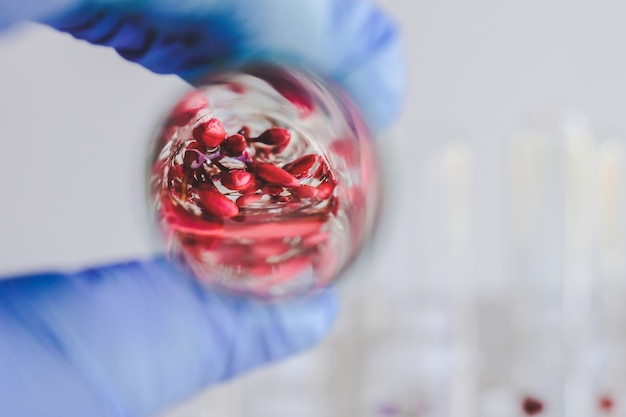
(442, 143, 478, 417)
(595, 138, 626, 416)
(506, 126, 564, 417)
(562, 115, 597, 417)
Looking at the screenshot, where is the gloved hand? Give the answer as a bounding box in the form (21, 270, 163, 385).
(0, 1, 405, 417)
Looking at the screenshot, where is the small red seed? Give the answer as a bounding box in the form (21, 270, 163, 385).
(272, 141, 290, 154)
(522, 397, 544, 416)
(196, 180, 219, 195)
(254, 162, 301, 188)
(254, 127, 290, 146)
(236, 194, 262, 207)
(222, 134, 247, 157)
(221, 169, 253, 190)
(243, 177, 262, 192)
(283, 154, 319, 178)
(185, 140, 206, 152)
(262, 184, 284, 196)
(167, 217, 223, 237)
(291, 185, 318, 199)
(193, 118, 226, 148)
(599, 396, 614, 412)
(317, 181, 336, 200)
(313, 158, 330, 178)
(238, 126, 250, 138)
(198, 189, 239, 218)
(161, 198, 223, 236)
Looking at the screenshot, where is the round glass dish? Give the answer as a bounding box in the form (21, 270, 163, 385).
(147, 65, 381, 301)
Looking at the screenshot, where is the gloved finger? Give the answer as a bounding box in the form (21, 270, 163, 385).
(0, 258, 338, 417)
(42, 0, 405, 132)
(0, 0, 75, 30)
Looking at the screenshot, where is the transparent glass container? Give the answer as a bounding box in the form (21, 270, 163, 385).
(147, 65, 381, 300)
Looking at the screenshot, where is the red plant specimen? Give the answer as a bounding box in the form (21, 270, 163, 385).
(149, 68, 380, 300)
(154, 114, 342, 298)
(522, 396, 544, 416)
(193, 118, 227, 148)
(599, 395, 614, 413)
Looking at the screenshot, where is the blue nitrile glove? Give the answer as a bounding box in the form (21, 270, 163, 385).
(0, 1, 405, 417)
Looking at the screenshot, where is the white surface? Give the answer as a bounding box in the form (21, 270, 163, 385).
(3, 1, 626, 416)
(0, 23, 185, 274)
